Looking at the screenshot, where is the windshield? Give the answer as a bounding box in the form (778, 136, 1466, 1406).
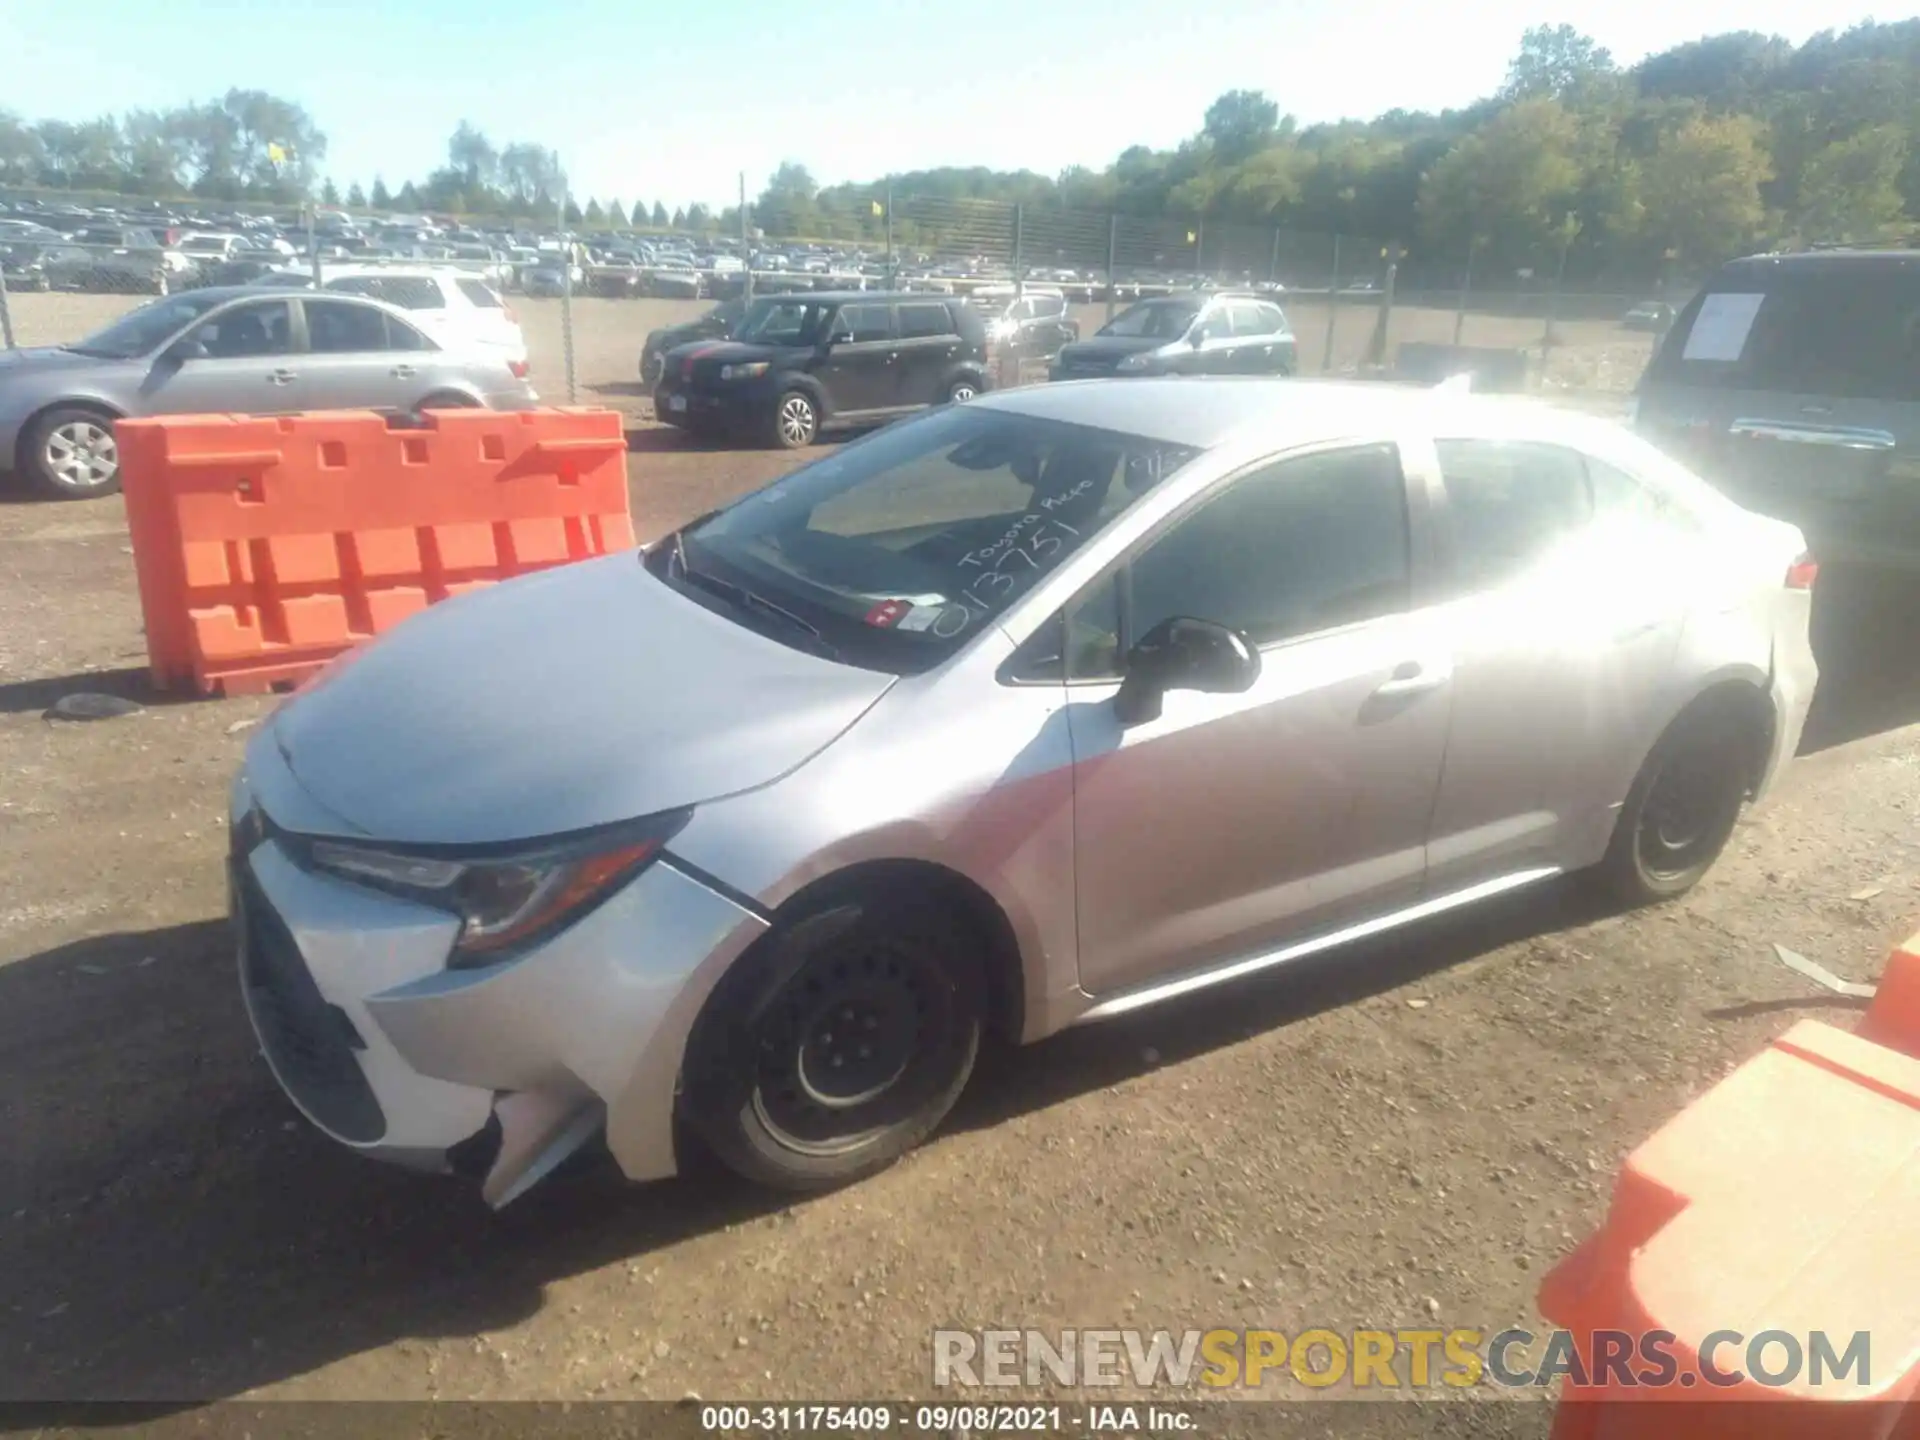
(733, 298, 831, 346)
(710, 298, 747, 326)
(1100, 299, 1201, 339)
(664, 405, 1200, 672)
(67, 291, 227, 358)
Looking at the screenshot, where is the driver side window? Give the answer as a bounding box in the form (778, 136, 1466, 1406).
(185, 300, 294, 359)
(1061, 444, 1412, 680)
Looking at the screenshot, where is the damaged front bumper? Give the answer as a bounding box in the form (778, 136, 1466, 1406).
(229, 775, 766, 1207)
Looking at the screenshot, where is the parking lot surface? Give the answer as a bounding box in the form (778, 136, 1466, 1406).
(3, 293, 1919, 1409)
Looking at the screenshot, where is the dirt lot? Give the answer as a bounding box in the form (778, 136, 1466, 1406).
(3, 291, 1918, 1422)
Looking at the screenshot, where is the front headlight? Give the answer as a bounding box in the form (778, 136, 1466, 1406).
(720, 361, 769, 381)
(1117, 351, 1156, 372)
(303, 810, 691, 967)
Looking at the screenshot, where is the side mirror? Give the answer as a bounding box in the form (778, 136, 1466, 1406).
(1189, 327, 1209, 348)
(1112, 616, 1261, 727)
(163, 336, 209, 363)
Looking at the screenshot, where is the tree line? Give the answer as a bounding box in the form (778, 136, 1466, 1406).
(5, 20, 1920, 279)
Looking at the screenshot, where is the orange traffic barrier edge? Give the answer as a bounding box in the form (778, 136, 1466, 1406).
(1539, 929, 1920, 1440)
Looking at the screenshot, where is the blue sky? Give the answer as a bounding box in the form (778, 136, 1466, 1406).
(1, 0, 1908, 210)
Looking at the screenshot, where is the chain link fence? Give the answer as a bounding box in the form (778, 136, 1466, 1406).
(1, 180, 1697, 405)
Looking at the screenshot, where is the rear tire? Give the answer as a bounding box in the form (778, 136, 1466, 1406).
(1593, 697, 1758, 906)
(679, 895, 984, 1192)
(946, 378, 979, 404)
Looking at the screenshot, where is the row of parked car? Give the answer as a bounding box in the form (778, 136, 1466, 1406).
(647, 287, 1301, 449)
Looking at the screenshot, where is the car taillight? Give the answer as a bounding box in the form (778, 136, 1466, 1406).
(682, 356, 695, 381)
(509, 359, 529, 379)
(1785, 554, 1818, 590)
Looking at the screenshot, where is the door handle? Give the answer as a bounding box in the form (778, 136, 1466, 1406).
(1372, 660, 1451, 699)
(391, 364, 416, 378)
(268, 369, 296, 385)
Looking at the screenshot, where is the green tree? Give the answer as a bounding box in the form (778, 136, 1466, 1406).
(1417, 98, 1582, 262)
(396, 179, 421, 210)
(685, 201, 713, 230)
(1502, 24, 1616, 101)
(564, 197, 583, 224)
(346, 181, 367, 208)
(370, 176, 392, 208)
(608, 198, 628, 227)
(651, 200, 669, 226)
(584, 197, 605, 224)
(1796, 124, 1908, 240)
(670, 206, 686, 229)
(320, 178, 340, 206)
(1201, 89, 1280, 164)
(1638, 113, 1772, 265)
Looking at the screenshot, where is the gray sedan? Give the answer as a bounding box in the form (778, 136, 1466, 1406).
(229, 379, 1818, 1206)
(0, 286, 538, 499)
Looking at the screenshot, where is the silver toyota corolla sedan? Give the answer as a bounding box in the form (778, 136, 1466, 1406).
(0, 286, 536, 500)
(229, 379, 1818, 1206)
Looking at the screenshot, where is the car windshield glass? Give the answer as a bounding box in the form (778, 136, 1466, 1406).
(732, 298, 829, 346)
(710, 298, 746, 325)
(666, 405, 1200, 673)
(1100, 300, 1201, 338)
(67, 292, 228, 357)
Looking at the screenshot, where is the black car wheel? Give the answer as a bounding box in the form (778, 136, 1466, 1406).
(770, 391, 818, 449)
(679, 896, 985, 1191)
(946, 379, 978, 404)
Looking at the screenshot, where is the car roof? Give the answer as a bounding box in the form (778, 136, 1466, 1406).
(973, 377, 1619, 453)
(756, 290, 956, 304)
(188, 283, 413, 316)
(1717, 249, 1920, 278)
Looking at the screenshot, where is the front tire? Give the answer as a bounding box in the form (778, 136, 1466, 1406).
(769, 390, 819, 449)
(679, 896, 985, 1191)
(1595, 698, 1757, 906)
(23, 406, 121, 500)
(946, 378, 979, 404)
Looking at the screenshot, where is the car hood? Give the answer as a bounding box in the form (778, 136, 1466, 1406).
(0, 345, 103, 374)
(263, 552, 895, 845)
(1057, 335, 1169, 362)
(647, 319, 724, 353)
(662, 339, 785, 367)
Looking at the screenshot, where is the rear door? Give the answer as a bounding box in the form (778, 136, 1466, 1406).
(295, 298, 432, 411)
(892, 300, 962, 405)
(1418, 436, 1692, 892)
(1635, 259, 1920, 567)
(1227, 302, 1278, 373)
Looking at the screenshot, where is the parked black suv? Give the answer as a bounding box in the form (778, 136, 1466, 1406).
(654, 292, 991, 448)
(1634, 249, 1920, 568)
(970, 286, 1080, 365)
(640, 297, 745, 384)
(1050, 291, 1296, 380)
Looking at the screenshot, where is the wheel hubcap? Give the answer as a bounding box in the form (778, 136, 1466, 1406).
(951, 384, 976, 403)
(779, 397, 815, 445)
(45, 421, 117, 490)
(1638, 748, 1734, 878)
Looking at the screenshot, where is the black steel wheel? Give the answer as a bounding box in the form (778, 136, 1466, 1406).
(679, 896, 984, 1190)
(1596, 696, 1758, 905)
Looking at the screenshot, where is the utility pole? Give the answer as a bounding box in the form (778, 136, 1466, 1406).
(739, 171, 753, 304)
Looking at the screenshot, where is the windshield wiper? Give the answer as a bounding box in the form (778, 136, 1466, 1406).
(673, 562, 843, 661)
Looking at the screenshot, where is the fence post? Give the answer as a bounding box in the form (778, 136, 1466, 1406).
(559, 189, 578, 405)
(1453, 235, 1478, 346)
(884, 184, 895, 290)
(1194, 219, 1205, 280)
(1105, 213, 1118, 325)
(1268, 227, 1281, 288)
(1366, 242, 1402, 368)
(739, 171, 753, 305)
(1321, 233, 1342, 374)
(1012, 202, 1024, 296)
(0, 262, 13, 350)
(1541, 220, 1573, 382)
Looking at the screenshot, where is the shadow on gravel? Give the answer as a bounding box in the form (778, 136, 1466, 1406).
(1, 882, 1606, 1407)
(0, 665, 204, 718)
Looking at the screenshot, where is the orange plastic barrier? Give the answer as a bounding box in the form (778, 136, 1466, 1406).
(1539, 931, 1920, 1440)
(118, 408, 633, 696)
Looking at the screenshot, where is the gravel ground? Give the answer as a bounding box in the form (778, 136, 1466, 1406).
(1, 291, 1916, 1423)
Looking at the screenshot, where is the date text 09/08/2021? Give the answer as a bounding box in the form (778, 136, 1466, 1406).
(698, 1403, 1196, 1433)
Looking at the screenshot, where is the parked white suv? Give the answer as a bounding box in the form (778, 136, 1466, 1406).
(255, 264, 528, 369)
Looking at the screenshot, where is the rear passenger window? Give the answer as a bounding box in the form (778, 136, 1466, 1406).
(304, 299, 390, 353)
(455, 278, 503, 308)
(1655, 271, 1920, 401)
(898, 303, 953, 339)
(1229, 304, 1275, 337)
(1435, 440, 1591, 591)
(839, 304, 894, 343)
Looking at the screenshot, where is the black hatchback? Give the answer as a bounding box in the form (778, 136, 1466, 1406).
(653, 292, 991, 449)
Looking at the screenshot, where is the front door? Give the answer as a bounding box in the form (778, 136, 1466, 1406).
(815, 302, 898, 414)
(1066, 441, 1453, 998)
(141, 297, 302, 416)
(1418, 438, 1689, 892)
